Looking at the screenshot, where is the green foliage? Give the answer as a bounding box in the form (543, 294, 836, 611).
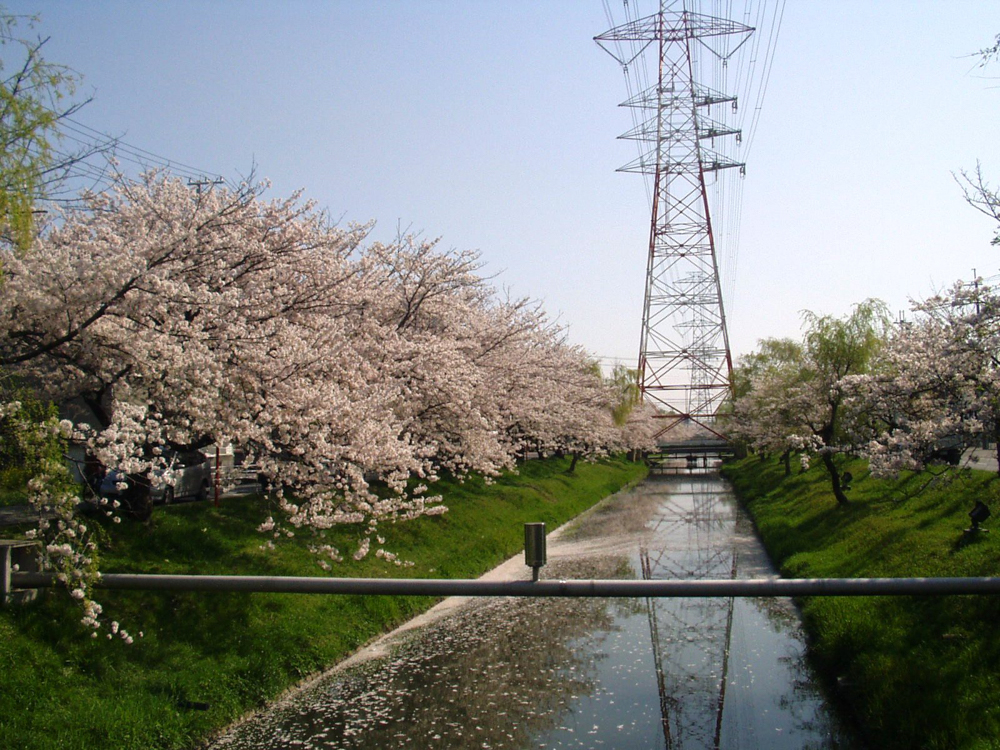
(801, 298, 891, 383)
(0, 455, 647, 750)
(0, 9, 82, 249)
(0, 384, 59, 471)
(729, 336, 804, 400)
(0, 382, 67, 507)
(607, 364, 640, 426)
(723, 455, 1000, 750)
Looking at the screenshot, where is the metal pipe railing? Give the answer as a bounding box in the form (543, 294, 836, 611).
(11, 571, 1000, 597)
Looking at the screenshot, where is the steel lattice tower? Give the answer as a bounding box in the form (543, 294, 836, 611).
(596, 8, 753, 439)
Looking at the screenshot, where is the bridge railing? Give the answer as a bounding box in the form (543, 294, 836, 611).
(6, 523, 998, 603)
(9, 571, 1000, 600)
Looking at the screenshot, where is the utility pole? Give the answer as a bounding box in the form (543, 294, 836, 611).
(187, 176, 224, 195)
(973, 268, 981, 316)
(188, 174, 224, 506)
(596, 6, 753, 440)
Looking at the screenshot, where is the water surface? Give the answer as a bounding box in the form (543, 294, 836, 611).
(210, 473, 860, 750)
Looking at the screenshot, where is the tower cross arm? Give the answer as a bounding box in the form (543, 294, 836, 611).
(595, 12, 753, 65)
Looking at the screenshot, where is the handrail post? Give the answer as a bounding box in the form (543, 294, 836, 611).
(1, 540, 41, 606)
(524, 523, 547, 582)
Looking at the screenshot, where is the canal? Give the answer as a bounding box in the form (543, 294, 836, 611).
(209, 472, 861, 750)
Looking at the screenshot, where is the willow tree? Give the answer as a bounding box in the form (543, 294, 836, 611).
(798, 299, 892, 504)
(727, 301, 891, 503)
(0, 11, 95, 249)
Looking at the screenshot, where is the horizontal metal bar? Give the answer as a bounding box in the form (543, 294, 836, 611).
(11, 572, 1000, 598)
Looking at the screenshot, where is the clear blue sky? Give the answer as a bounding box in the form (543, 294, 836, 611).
(13, 0, 1000, 366)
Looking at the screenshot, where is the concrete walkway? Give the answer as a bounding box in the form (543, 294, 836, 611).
(964, 447, 998, 474)
(0, 504, 52, 528)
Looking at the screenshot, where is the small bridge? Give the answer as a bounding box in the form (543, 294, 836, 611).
(647, 438, 736, 474)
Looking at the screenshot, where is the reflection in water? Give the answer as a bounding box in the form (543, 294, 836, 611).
(628, 477, 859, 749)
(213, 557, 635, 749)
(211, 475, 861, 750)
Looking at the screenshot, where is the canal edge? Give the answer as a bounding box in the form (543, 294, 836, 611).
(194, 475, 648, 748)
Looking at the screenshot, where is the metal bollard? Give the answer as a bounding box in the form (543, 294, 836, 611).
(524, 523, 547, 582)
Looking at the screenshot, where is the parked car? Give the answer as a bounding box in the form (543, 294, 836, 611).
(928, 435, 965, 466)
(98, 450, 213, 508)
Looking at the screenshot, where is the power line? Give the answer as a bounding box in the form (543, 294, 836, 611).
(31, 111, 230, 202)
(595, 0, 785, 433)
(62, 117, 225, 181)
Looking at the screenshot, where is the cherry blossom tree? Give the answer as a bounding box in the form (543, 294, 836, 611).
(835, 32, 1000, 479)
(617, 399, 660, 460)
(360, 236, 519, 482)
(1, 172, 428, 614)
(1, 172, 418, 512)
(975, 31, 1000, 67)
(724, 338, 811, 475)
(845, 281, 1000, 477)
(1, 170, 642, 629)
(956, 164, 1000, 247)
(777, 300, 890, 503)
(357, 234, 637, 478)
(727, 301, 890, 503)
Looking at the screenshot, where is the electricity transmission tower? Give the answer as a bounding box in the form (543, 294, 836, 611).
(596, 5, 753, 439)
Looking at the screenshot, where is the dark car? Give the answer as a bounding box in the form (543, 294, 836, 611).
(98, 450, 213, 510)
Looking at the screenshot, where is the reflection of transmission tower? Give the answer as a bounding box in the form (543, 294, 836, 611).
(639, 477, 738, 748)
(596, 6, 753, 438)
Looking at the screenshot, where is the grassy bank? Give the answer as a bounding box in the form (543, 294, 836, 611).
(722, 455, 1000, 750)
(0, 455, 647, 750)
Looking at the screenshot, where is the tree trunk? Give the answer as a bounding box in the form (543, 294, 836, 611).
(821, 453, 849, 506)
(781, 449, 791, 476)
(122, 480, 154, 521)
(568, 452, 579, 473)
(994, 419, 1000, 478)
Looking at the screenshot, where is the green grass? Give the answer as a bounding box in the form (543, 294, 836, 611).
(0, 455, 645, 750)
(1, 466, 29, 505)
(722, 454, 1000, 750)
